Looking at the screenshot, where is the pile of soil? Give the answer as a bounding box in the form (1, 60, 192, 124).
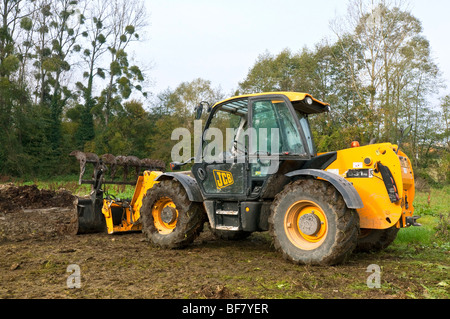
(0, 184, 79, 242)
(0, 184, 76, 214)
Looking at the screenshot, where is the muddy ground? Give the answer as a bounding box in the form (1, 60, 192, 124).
(0, 185, 448, 300)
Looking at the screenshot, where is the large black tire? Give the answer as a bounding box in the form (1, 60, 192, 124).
(356, 226, 399, 252)
(140, 180, 206, 249)
(269, 179, 360, 266)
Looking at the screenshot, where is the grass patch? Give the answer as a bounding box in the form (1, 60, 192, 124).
(398, 185, 450, 247)
(11, 175, 137, 199)
(396, 215, 438, 246)
(414, 186, 450, 217)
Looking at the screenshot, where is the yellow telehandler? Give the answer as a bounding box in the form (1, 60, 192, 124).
(73, 92, 419, 265)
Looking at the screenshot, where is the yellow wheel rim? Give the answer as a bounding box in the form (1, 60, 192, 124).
(284, 200, 328, 251)
(152, 197, 178, 235)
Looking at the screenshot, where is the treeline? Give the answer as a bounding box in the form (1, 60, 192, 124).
(0, 0, 449, 184)
(0, 0, 148, 176)
(238, 1, 449, 184)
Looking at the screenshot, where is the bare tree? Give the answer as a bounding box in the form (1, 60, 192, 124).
(329, 0, 440, 143)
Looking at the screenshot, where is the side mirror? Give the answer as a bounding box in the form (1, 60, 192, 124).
(194, 104, 203, 120)
(396, 124, 413, 154)
(195, 101, 211, 119)
(169, 157, 195, 171)
(401, 124, 413, 138)
(169, 162, 182, 171)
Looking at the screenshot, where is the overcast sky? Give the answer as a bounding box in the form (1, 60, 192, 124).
(133, 0, 450, 103)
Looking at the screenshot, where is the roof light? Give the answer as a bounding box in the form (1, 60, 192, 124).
(305, 96, 313, 105)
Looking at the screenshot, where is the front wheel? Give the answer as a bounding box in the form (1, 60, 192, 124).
(269, 179, 360, 266)
(140, 180, 206, 249)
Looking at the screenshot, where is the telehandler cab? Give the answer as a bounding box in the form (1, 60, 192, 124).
(74, 92, 419, 265)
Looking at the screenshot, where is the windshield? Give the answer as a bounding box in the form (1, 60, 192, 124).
(202, 98, 314, 160)
(296, 110, 315, 155)
(251, 100, 305, 155)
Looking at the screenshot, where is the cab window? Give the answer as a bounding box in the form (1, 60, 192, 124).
(251, 100, 305, 155)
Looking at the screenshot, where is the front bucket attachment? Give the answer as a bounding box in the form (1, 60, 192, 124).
(76, 197, 106, 234)
(70, 151, 166, 235)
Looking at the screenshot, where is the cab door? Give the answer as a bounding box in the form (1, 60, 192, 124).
(192, 98, 249, 201)
(246, 95, 311, 199)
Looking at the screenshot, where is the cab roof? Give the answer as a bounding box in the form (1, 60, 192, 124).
(212, 92, 330, 115)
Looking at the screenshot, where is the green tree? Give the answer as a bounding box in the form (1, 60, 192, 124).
(92, 99, 151, 157)
(148, 78, 224, 165)
(74, 0, 110, 149)
(0, 0, 44, 176)
(98, 0, 147, 126)
(442, 95, 450, 150)
(31, 0, 85, 151)
(0, 0, 30, 78)
(73, 0, 147, 150)
(442, 95, 450, 183)
(330, 0, 441, 144)
(238, 49, 301, 93)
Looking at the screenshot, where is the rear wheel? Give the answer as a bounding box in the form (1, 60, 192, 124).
(356, 226, 399, 252)
(140, 180, 206, 249)
(269, 179, 360, 266)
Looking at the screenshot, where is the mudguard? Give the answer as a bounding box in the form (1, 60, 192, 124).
(155, 172, 204, 202)
(285, 169, 364, 210)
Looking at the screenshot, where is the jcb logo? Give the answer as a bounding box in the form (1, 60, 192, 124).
(213, 170, 234, 189)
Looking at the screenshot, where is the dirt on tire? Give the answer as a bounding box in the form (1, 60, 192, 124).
(140, 179, 206, 249)
(269, 179, 360, 266)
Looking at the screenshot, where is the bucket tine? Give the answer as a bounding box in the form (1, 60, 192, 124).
(141, 158, 165, 171)
(140, 158, 152, 170)
(70, 150, 87, 184)
(85, 152, 100, 167)
(70, 151, 100, 185)
(101, 154, 117, 180)
(156, 160, 166, 171)
(115, 155, 128, 182)
(85, 152, 100, 187)
(126, 156, 141, 178)
(71, 152, 165, 235)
